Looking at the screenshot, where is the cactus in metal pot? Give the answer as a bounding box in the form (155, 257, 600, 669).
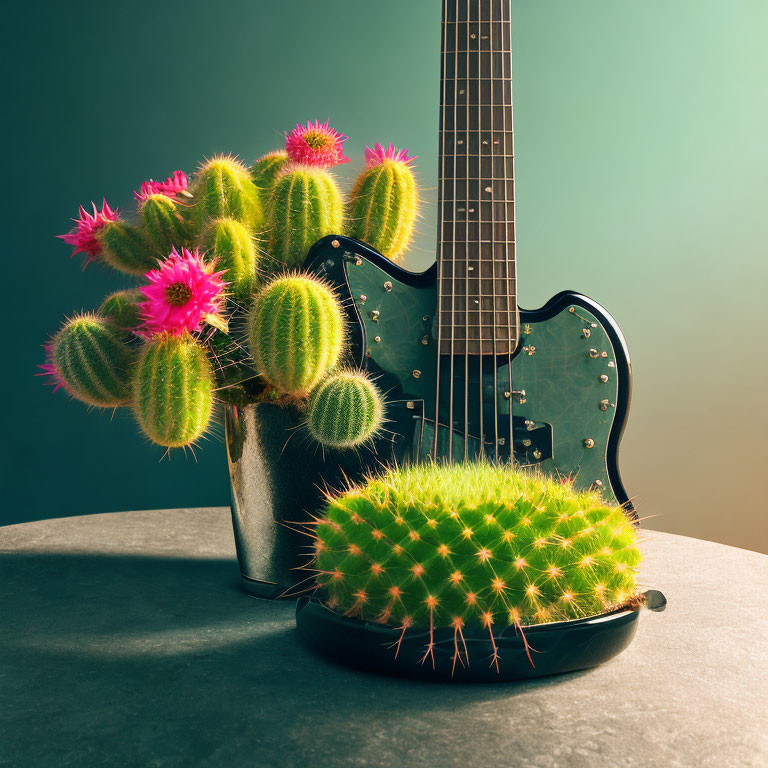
(248, 274, 344, 398)
(133, 333, 214, 447)
(193, 155, 262, 230)
(199, 217, 258, 300)
(347, 143, 418, 262)
(47, 314, 135, 407)
(266, 166, 343, 269)
(307, 371, 384, 448)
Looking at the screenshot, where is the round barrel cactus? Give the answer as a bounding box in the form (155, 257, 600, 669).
(50, 314, 135, 407)
(347, 143, 418, 262)
(312, 463, 641, 662)
(248, 275, 344, 398)
(199, 217, 258, 299)
(193, 156, 261, 230)
(133, 334, 214, 447)
(265, 166, 343, 269)
(307, 371, 384, 449)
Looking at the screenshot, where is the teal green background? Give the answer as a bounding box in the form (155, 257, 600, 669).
(4, 0, 766, 552)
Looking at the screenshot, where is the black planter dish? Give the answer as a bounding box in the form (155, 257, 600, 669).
(296, 591, 665, 682)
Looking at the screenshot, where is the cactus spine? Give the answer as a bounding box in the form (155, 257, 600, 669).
(248, 275, 344, 397)
(96, 220, 158, 275)
(99, 289, 143, 331)
(200, 218, 258, 300)
(347, 152, 417, 261)
(140, 194, 190, 253)
(251, 150, 289, 190)
(313, 463, 640, 639)
(133, 334, 214, 447)
(307, 371, 384, 448)
(50, 314, 135, 407)
(194, 156, 262, 230)
(266, 166, 343, 269)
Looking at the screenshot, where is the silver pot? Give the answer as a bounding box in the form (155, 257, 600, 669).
(226, 402, 410, 599)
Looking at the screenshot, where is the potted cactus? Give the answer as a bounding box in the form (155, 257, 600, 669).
(43, 120, 419, 596)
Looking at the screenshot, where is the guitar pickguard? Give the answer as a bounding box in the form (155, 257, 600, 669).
(306, 235, 632, 510)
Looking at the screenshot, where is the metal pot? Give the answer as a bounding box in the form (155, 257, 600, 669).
(225, 402, 412, 599)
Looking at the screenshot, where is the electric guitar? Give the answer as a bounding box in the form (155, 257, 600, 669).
(306, 0, 633, 510)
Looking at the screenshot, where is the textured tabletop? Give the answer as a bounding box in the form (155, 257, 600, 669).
(1, 508, 767, 768)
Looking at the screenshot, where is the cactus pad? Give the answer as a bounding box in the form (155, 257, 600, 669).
(200, 217, 258, 299)
(266, 166, 343, 269)
(96, 220, 158, 275)
(140, 193, 190, 253)
(133, 334, 214, 447)
(347, 144, 418, 261)
(307, 371, 384, 449)
(193, 156, 261, 230)
(99, 289, 143, 331)
(251, 150, 289, 190)
(248, 275, 344, 397)
(50, 314, 135, 407)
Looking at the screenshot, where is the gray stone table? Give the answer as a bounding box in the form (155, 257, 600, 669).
(1, 508, 767, 768)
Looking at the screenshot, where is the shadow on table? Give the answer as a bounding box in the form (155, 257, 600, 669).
(1, 551, 589, 764)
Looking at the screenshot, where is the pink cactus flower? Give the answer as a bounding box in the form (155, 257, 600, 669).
(364, 142, 416, 167)
(57, 200, 118, 264)
(285, 120, 350, 168)
(37, 345, 69, 395)
(134, 170, 190, 202)
(139, 247, 227, 337)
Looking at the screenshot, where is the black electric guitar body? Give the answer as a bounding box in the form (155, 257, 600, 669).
(305, 0, 633, 511)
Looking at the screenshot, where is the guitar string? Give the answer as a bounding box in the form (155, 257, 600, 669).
(432, 0, 448, 460)
(449, 0, 459, 462)
(463, 0, 470, 461)
(502, 0, 515, 458)
(489, 0, 500, 461)
(477, 0, 486, 460)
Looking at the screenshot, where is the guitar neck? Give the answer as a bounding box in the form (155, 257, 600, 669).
(437, 0, 518, 356)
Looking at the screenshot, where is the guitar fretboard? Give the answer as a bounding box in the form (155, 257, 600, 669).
(437, 0, 518, 356)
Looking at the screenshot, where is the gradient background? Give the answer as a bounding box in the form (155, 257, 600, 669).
(4, 0, 766, 553)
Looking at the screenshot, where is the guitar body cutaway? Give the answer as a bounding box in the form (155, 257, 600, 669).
(305, 235, 633, 512)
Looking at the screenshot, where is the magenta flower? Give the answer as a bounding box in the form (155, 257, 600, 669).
(285, 120, 350, 168)
(364, 142, 416, 167)
(139, 248, 227, 336)
(134, 170, 190, 203)
(37, 345, 69, 395)
(57, 200, 118, 264)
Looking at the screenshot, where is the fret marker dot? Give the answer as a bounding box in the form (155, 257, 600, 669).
(458, 139, 464, 145)
(485, 186, 492, 193)
(459, 89, 465, 95)
(471, 33, 476, 39)
(469, 208, 475, 213)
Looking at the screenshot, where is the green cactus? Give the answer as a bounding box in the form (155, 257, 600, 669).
(99, 289, 143, 331)
(199, 217, 258, 300)
(248, 275, 344, 397)
(347, 150, 418, 262)
(251, 150, 289, 190)
(96, 220, 158, 275)
(50, 314, 135, 407)
(266, 166, 343, 269)
(312, 463, 640, 659)
(307, 371, 384, 449)
(140, 193, 190, 253)
(133, 334, 214, 447)
(193, 156, 261, 230)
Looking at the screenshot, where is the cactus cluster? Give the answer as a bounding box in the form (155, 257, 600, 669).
(310, 463, 641, 665)
(45, 120, 406, 450)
